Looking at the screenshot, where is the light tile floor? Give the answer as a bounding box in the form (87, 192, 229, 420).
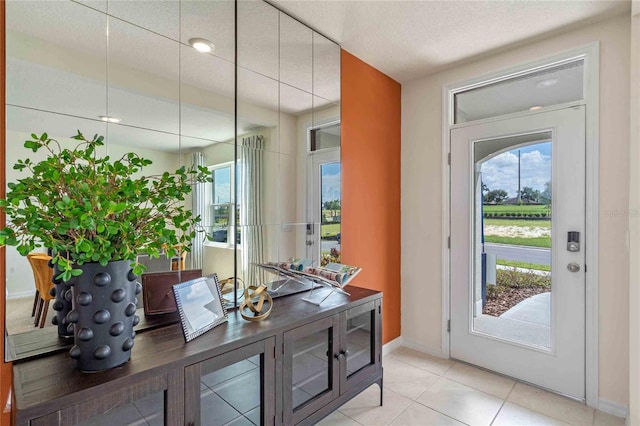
(318, 347, 626, 426)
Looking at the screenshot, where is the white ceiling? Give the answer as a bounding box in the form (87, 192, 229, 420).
(270, 0, 631, 83)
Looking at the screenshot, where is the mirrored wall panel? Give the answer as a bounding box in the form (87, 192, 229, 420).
(4, 0, 340, 361)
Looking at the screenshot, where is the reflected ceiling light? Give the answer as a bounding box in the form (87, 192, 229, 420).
(99, 115, 121, 123)
(529, 106, 543, 111)
(189, 37, 215, 53)
(536, 78, 558, 88)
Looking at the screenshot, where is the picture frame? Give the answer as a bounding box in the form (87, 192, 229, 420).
(173, 273, 228, 342)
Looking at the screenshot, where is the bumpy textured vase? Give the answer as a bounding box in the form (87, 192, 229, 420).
(51, 262, 73, 338)
(64, 260, 142, 372)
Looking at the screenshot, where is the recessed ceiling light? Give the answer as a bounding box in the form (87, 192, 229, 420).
(536, 78, 558, 88)
(99, 115, 121, 123)
(529, 106, 543, 111)
(188, 37, 215, 54)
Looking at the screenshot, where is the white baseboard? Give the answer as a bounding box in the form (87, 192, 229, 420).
(398, 339, 447, 359)
(7, 290, 34, 300)
(382, 336, 404, 356)
(598, 398, 628, 419)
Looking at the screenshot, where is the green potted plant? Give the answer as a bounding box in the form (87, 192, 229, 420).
(0, 131, 210, 371)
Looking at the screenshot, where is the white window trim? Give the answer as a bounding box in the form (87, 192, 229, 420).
(441, 42, 599, 407)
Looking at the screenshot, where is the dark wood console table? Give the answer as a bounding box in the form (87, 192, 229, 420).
(12, 286, 383, 425)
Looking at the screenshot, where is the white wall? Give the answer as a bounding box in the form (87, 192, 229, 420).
(402, 14, 631, 408)
(628, 2, 640, 424)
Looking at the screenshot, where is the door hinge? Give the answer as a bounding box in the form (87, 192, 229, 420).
(274, 346, 276, 358)
(378, 306, 381, 314)
(447, 320, 450, 332)
(584, 264, 587, 273)
(448, 236, 451, 249)
(448, 152, 451, 165)
(282, 343, 285, 354)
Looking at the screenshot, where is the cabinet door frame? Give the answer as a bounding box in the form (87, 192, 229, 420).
(339, 299, 382, 394)
(184, 337, 276, 426)
(283, 314, 340, 425)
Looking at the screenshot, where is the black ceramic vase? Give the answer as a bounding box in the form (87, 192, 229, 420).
(51, 262, 73, 338)
(64, 260, 142, 372)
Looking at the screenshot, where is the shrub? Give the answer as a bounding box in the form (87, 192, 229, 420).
(496, 268, 550, 289)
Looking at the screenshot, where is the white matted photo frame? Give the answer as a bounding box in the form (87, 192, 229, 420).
(173, 273, 228, 342)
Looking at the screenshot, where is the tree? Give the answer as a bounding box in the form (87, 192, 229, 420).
(521, 186, 541, 204)
(484, 189, 508, 204)
(540, 181, 551, 204)
(323, 200, 341, 217)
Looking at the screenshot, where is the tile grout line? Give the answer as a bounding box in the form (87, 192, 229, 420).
(410, 376, 473, 425)
(389, 354, 455, 377)
(506, 385, 591, 426)
(489, 380, 517, 426)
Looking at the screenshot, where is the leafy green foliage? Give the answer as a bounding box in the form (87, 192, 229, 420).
(0, 131, 211, 281)
(487, 267, 551, 298)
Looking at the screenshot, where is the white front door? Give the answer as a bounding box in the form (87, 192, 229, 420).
(450, 106, 586, 399)
(306, 148, 341, 264)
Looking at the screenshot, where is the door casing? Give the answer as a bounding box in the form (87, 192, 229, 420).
(441, 42, 599, 406)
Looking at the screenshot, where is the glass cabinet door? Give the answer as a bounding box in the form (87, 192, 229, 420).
(283, 315, 340, 425)
(340, 300, 382, 394)
(71, 392, 165, 426)
(184, 338, 276, 426)
(30, 373, 173, 426)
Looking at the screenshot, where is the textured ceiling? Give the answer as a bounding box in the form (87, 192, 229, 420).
(270, 0, 631, 83)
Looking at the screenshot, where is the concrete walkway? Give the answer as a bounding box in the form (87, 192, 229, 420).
(474, 292, 551, 348)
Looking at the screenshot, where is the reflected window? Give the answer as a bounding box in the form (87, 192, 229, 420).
(310, 123, 340, 151)
(208, 163, 240, 246)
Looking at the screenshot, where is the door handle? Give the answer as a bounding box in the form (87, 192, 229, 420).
(567, 262, 580, 273)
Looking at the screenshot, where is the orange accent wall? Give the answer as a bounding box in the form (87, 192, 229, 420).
(0, 1, 12, 423)
(341, 50, 401, 344)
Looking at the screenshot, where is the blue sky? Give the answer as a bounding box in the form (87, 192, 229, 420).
(481, 142, 551, 198)
(321, 162, 341, 204)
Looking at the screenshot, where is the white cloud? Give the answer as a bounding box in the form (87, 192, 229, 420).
(322, 172, 341, 203)
(481, 149, 551, 198)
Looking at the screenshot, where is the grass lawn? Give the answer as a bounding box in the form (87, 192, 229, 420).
(483, 204, 550, 215)
(497, 259, 551, 272)
(484, 218, 551, 228)
(321, 223, 340, 238)
(485, 235, 551, 248)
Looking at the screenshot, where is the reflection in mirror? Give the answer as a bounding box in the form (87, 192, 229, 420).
(237, 0, 279, 79)
(4, 0, 235, 360)
(280, 13, 313, 93)
(313, 33, 341, 103)
(4, 109, 107, 336)
(4, 0, 341, 360)
(6, 0, 106, 121)
(108, 1, 179, 41)
(108, 16, 180, 134)
(182, 0, 235, 64)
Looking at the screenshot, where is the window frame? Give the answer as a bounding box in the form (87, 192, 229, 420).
(206, 161, 239, 249)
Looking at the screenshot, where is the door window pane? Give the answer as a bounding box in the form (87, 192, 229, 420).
(455, 60, 584, 124)
(320, 162, 341, 266)
(473, 134, 552, 349)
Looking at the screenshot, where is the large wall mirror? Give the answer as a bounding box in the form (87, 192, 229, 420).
(4, 0, 340, 361)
